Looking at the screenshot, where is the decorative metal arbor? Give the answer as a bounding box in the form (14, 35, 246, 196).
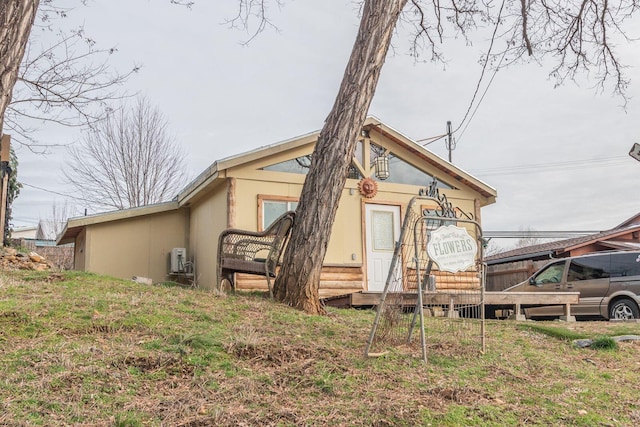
(365, 180, 486, 362)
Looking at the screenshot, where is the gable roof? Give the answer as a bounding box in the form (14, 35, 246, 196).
(363, 117, 496, 200)
(485, 224, 640, 265)
(36, 220, 66, 241)
(57, 117, 497, 245)
(177, 116, 497, 206)
(613, 213, 640, 229)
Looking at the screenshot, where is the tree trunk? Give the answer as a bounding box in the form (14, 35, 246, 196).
(273, 0, 408, 314)
(0, 0, 39, 136)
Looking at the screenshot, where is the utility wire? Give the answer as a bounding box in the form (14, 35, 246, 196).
(416, 133, 447, 145)
(416, 0, 507, 147)
(469, 156, 630, 177)
(21, 182, 87, 203)
(452, 0, 507, 138)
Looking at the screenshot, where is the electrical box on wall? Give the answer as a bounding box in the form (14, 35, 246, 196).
(170, 248, 187, 273)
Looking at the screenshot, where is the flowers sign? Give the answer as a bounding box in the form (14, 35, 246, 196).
(426, 225, 477, 273)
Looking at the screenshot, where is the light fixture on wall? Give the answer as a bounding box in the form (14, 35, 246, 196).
(374, 153, 390, 180)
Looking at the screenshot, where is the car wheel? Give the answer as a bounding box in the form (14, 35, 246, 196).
(609, 298, 640, 320)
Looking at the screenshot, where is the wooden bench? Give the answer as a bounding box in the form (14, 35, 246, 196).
(217, 211, 295, 297)
(349, 291, 580, 321)
(485, 291, 580, 321)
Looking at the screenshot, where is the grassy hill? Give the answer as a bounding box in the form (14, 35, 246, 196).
(1, 270, 639, 426)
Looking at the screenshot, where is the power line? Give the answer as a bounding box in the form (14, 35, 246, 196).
(416, 133, 447, 145)
(416, 1, 507, 149)
(469, 156, 630, 177)
(21, 182, 86, 203)
(452, 0, 507, 138)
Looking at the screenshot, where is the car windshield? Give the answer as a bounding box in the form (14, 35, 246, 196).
(533, 262, 565, 285)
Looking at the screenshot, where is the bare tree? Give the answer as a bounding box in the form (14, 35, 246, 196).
(483, 239, 505, 257)
(4, 2, 138, 149)
(0, 0, 40, 138)
(7, 26, 138, 148)
(42, 199, 76, 236)
(231, 0, 638, 314)
(64, 96, 188, 211)
(514, 227, 543, 249)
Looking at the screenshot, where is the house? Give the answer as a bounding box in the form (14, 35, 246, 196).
(485, 214, 640, 291)
(11, 226, 37, 240)
(57, 117, 497, 296)
(36, 220, 66, 242)
(12, 221, 66, 245)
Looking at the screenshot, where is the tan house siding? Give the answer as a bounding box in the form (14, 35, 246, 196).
(82, 209, 188, 283)
(74, 228, 87, 271)
(188, 185, 229, 289)
(58, 117, 497, 294)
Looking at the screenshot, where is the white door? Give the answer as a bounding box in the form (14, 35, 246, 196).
(365, 204, 401, 292)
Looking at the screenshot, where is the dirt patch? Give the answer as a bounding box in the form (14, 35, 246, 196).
(112, 354, 195, 376)
(429, 386, 493, 405)
(229, 341, 329, 365)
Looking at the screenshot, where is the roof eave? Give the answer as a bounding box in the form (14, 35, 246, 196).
(363, 117, 497, 201)
(56, 201, 180, 244)
(485, 250, 557, 265)
(563, 225, 640, 253)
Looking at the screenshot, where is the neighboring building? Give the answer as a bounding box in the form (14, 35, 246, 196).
(485, 215, 640, 291)
(58, 117, 497, 296)
(36, 220, 66, 242)
(11, 226, 37, 240)
(12, 221, 66, 245)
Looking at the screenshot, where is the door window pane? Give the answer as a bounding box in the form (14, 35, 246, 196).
(372, 210, 394, 251)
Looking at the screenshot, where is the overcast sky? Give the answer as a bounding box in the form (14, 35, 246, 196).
(10, 1, 640, 249)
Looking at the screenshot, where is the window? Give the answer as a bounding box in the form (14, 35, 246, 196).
(533, 261, 566, 285)
(567, 255, 610, 281)
(260, 196, 298, 230)
(262, 155, 312, 175)
(371, 210, 395, 251)
(367, 142, 454, 188)
(610, 253, 640, 278)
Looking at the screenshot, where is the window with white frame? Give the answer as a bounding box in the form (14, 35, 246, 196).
(261, 197, 298, 230)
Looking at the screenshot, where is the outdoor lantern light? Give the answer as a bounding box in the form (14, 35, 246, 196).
(374, 153, 390, 180)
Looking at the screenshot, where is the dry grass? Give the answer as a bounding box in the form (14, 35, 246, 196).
(1, 270, 640, 426)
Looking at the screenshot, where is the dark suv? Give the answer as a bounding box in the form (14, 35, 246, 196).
(504, 251, 640, 320)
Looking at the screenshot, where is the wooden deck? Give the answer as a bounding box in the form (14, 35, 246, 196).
(322, 291, 580, 321)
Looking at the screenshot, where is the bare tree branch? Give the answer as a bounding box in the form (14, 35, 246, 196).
(6, 22, 138, 147)
(521, 0, 533, 55)
(225, 0, 285, 45)
(64, 96, 189, 211)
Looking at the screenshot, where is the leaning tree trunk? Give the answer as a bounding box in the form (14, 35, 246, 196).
(273, 0, 408, 314)
(0, 0, 39, 136)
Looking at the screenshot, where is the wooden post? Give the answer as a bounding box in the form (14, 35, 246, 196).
(0, 135, 10, 246)
(227, 178, 236, 229)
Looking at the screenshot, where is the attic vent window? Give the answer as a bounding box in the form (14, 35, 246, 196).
(262, 155, 312, 175)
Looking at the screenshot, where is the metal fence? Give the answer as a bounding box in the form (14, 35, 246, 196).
(365, 189, 486, 363)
